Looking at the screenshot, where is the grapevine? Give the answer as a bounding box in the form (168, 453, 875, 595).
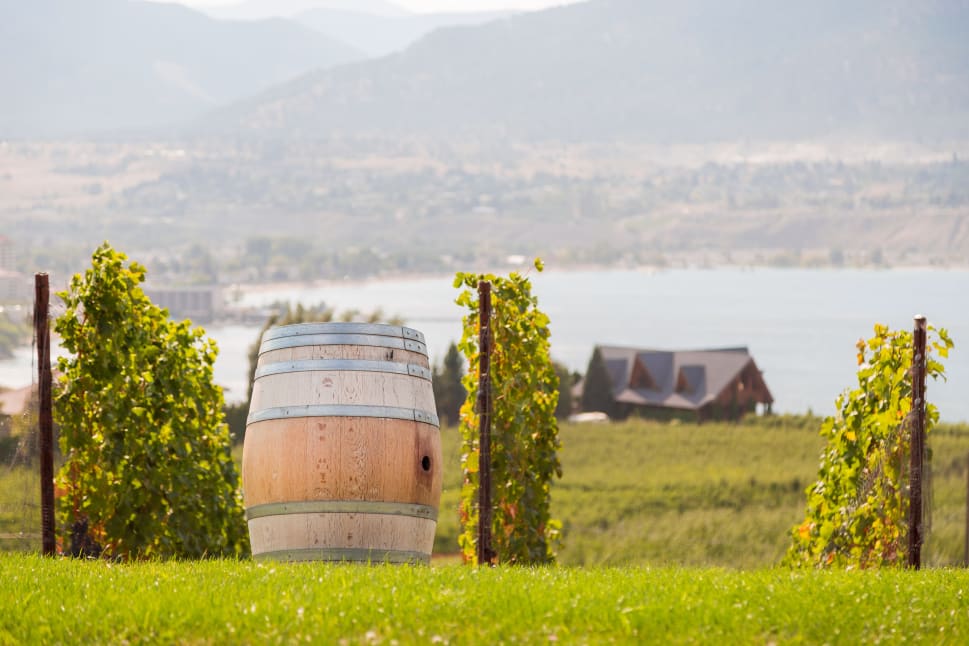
(786, 323, 953, 568)
(54, 243, 248, 559)
(454, 259, 563, 564)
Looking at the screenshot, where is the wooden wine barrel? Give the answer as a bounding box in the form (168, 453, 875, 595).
(242, 322, 442, 564)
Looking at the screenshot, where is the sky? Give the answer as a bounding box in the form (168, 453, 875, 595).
(179, 0, 578, 13)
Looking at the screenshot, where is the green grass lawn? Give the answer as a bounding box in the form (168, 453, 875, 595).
(3, 554, 969, 644)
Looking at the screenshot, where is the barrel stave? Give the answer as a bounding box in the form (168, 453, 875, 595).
(242, 417, 442, 508)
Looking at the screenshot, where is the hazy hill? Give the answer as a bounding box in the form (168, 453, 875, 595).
(214, 0, 969, 143)
(0, 0, 364, 137)
(207, 0, 411, 20)
(294, 8, 517, 58)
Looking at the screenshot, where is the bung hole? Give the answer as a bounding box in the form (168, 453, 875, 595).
(421, 455, 431, 472)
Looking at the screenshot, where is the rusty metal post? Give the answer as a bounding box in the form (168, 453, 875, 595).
(476, 280, 494, 566)
(34, 273, 56, 556)
(908, 315, 927, 569)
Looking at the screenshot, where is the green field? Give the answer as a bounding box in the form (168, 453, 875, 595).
(5, 416, 969, 568)
(0, 463, 38, 553)
(437, 416, 969, 568)
(3, 554, 969, 644)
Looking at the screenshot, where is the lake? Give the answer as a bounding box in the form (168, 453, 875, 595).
(4, 268, 968, 422)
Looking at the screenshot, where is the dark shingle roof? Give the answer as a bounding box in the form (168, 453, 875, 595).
(595, 345, 761, 411)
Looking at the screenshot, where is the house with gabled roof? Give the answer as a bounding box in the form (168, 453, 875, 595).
(576, 345, 774, 422)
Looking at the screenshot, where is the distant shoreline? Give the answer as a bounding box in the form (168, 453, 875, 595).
(228, 262, 969, 299)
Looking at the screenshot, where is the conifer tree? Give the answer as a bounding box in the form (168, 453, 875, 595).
(433, 342, 466, 427)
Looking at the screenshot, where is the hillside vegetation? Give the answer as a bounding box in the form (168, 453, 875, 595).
(4, 140, 967, 282)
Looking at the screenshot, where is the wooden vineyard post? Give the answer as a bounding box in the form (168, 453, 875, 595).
(476, 280, 495, 566)
(964, 452, 969, 567)
(34, 273, 56, 557)
(908, 315, 927, 569)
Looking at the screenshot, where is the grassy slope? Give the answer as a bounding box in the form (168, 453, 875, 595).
(3, 554, 969, 643)
(438, 416, 969, 568)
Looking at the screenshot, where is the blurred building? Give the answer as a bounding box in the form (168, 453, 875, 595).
(575, 345, 774, 422)
(0, 383, 33, 418)
(143, 285, 224, 323)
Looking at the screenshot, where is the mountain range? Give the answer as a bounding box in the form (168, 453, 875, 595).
(215, 0, 969, 143)
(0, 0, 362, 137)
(205, 0, 411, 20)
(4, 0, 968, 143)
(292, 8, 516, 58)
(202, 1, 519, 66)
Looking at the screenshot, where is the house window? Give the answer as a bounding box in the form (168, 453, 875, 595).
(630, 359, 657, 390)
(676, 370, 693, 394)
